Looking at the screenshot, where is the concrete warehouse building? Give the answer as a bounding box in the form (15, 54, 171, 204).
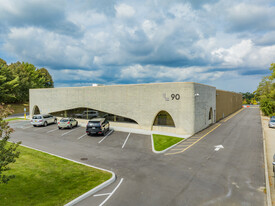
(29, 82, 242, 136)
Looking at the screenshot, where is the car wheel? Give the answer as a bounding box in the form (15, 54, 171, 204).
(44, 121, 47, 127)
(33, 125, 36, 127)
(58, 127, 61, 130)
(70, 124, 72, 129)
(54, 119, 57, 124)
(76, 122, 78, 127)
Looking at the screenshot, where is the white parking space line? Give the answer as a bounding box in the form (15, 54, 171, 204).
(61, 127, 81, 136)
(77, 133, 87, 140)
(13, 124, 31, 128)
(9, 121, 29, 126)
(98, 130, 114, 144)
(98, 178, 124, 206)
(47, 128, 59, 133)
(34, 127, 46, 131)
(22, 125, 33, 129)
(122, 133, 131, 149)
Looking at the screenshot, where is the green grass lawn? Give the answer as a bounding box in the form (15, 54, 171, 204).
(5, 117, 25, 122)
(153, 134, 183, 151)
(0, 145, 112, 206)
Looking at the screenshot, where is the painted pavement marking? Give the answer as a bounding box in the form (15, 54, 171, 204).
(61, 127, 81, 136)
(98, 130, 114, 144)
(98, 178, 124, 206)
(122, 133, 131, 149)
(77, 133, 87, 140)
(165, 124, 221, 155)
(47, 128, 59, 133)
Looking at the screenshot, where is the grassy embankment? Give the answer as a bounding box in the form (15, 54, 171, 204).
(6, 103, 29, 114)
(0, 144, 112, 206)
(3, 103, 29, 121)
(153, 134, 183, 151)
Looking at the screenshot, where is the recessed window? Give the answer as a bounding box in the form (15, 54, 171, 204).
(209, 107, 213, 120)
(153, 111, 175, 127)
(33, 105, 40, 115)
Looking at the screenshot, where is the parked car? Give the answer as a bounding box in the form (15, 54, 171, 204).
(58, 118, 78, 129)
(269, 118, 275, 128)
(75, 110, 98, 119)
(31, 114, 57, 127)
(86, 118, 109, 135)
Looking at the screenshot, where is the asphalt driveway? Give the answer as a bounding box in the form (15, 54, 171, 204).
(10, 107, 265, 206)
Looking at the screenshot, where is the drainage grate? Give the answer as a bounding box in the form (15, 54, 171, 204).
(80, 157, 88, 161)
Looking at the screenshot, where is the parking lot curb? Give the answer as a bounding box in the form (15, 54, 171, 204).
(261, 115, 272, 206)
(151, 134, 187, 154)
(19, 144, 116, 206)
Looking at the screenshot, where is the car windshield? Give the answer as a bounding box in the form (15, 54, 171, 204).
(33, 116, 42, 119)
(60, 119, 69, 122)
(270, 119, 275, 123)
(88, 121, 100, 126)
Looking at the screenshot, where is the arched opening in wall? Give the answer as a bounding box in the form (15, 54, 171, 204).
(153, 111, 175, 127)
(49, 107, 138, 124)
(33, 105, 40, 115)
(209, 107, 213, 123)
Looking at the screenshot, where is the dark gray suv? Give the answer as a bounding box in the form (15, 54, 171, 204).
(86, 118, 109, 135)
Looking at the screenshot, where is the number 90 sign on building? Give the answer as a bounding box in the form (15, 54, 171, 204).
(163, 93, 180, 101)
(171, 94, 180, 100)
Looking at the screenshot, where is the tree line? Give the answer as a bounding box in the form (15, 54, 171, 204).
(254, 63, 275, 116)
(240, 92, 257, 105)
(0, 58, 54, 103)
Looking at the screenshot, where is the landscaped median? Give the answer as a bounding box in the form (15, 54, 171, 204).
(0, 144, 114, 206)
(151, 134, 184, 153)
(5, 117, 25, 122)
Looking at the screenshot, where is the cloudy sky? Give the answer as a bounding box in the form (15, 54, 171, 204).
(0, 0, 275, 92)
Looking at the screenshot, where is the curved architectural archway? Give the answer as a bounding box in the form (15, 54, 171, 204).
(152, 110, 175, 127)
(32, 105, 41, 115)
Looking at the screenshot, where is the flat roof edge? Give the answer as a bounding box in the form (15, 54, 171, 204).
(29, 82, 217, 91)
(216, 89, 241, 95)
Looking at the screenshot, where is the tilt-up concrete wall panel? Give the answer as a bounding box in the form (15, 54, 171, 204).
(30, 82, 217, 136)
(194, 83, 216, 133)
(216, 89, 243, 122)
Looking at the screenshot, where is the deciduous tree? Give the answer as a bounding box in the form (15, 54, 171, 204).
(0, 59, 19, 103)
(0, 58, 54, 103)
(255, 63, 275, 116)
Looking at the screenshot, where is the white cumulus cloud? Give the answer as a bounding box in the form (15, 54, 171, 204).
(115, 3, 135, 18)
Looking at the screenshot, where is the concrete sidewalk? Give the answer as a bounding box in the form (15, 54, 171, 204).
(262, 115, 275, 205)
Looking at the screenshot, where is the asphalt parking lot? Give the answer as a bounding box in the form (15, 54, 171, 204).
(10, 120, 154, 206)
(9, 108, 265, 206)
(10, 121, 151, 155)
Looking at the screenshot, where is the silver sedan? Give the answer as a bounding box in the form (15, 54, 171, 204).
(58, 118, 78, 129)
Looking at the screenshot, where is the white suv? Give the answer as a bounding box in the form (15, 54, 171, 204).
(31, 114, 57, 127)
